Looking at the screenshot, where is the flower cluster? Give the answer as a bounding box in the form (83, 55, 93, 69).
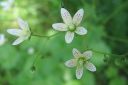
(52, 8, 96, 79)
(6, 7, 96, 79)
(7, 8, 87, 45)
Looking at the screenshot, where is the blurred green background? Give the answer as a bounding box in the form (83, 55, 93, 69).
(0, 0, 128, 85)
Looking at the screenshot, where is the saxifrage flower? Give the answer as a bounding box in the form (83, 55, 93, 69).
(7, 18, 31, 45)
(52, 8, 87, 43)
(65, 48, 96, 79)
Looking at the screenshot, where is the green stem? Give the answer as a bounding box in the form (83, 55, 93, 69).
(61, 0, 64, 8)
(31, 52, 41, 71)
(31, 32, 59, 39)
(90, 49, 128, 57)
(91, 49, 124, 57)
(103, 35, 128, 44)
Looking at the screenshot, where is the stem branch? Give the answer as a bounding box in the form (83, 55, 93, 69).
(31, 32, 59, 39)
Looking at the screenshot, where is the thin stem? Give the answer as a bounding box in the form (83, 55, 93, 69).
(91, 49, 124, 57)
(31, 32, 59, 39)
(90, 49, 128, 57)
(61, 0, 64, 8)
(31, 50, 49, 71)
(32, 54, 40, 67)
(31, 52, 40, 72)
(103, 35, 128, 44)
(32, 34, 49, 38)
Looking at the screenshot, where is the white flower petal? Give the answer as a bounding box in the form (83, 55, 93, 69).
(52, 23, 68, 31)
(0, 34, 6, 45)
(7, 29, 22, 36)
(12, 37, 24, 45)
(28, 47, 35, 55)
(65, 31, 74, 44)
(85, 62, 96, 72)
(75, 27, 87, 35)
(17, 18, 29, 30)
(61, 8, 72, 25)
(65, 59, 77, 68)
(0, 34, 4, 41)
(73, 9, 84, 26)
(76, 65, 83, 79)
(72, 48, 81, 58)
(83, 51, 92, 60)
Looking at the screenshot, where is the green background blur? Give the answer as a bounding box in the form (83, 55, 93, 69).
(0, 0, 128, 85)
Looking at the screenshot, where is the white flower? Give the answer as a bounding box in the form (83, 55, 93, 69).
(28, 47, 35, 55)
(0, 0, 14, 11)
(65, 48, 96, 79)
(0, 34, 6, 46)
(7, 18, 31, 45)
(52, 8, 87, 43)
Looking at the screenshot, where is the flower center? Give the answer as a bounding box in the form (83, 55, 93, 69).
(68, 24, 76, 32)
(22, 30, 30, 38)
(78, 56, 87, 64)
(23, 31, 28, 36)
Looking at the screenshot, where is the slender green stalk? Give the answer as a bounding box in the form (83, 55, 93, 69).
(61, 0, 64, 8)
(91, 49, 124, 57)
(90, 49, 128, 57)
(103, 35, 128, 44)
(31, 32, 59, 39)
(31, 52, 41, 72)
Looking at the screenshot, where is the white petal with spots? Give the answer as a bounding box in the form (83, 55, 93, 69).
(72, 48, 81, 58)
(61, 8, 72, 25)
(83, 50, 92, 60)
(85, 61, 96, 72)
(76, 65, 83, 79)
(65, 59, 77, 68)
(73, 9, 84, 26)
(65, 31, 74, 44)
(52, 23, 68, 31)
(75, 27, 87, 35)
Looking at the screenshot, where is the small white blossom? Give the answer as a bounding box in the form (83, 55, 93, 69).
(0, 0, 14, 11)
(52, 8, 87, 43)
(0, 34, 6, 46)
(28, 47, 35, 55)
(65, 48, 96, 79)
(7, 18, 31, 45)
